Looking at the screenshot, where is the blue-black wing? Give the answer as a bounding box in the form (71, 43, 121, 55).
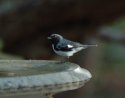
(53, 38, 84, 51)
(54, 42, 73, 51)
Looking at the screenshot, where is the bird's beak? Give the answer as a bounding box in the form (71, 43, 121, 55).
(47, 37, 51, 39)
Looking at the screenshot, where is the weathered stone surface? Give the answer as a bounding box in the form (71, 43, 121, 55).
(0, 60, 91, 98)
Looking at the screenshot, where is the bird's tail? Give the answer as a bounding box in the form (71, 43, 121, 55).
(81, 44, 98, 49)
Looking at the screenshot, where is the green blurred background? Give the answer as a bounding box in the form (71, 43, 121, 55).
(0, 0, 125, 98)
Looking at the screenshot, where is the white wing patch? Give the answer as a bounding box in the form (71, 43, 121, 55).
(67, 44, 73, 48)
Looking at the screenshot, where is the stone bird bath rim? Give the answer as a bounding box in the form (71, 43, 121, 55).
(0, 60, 92, 98)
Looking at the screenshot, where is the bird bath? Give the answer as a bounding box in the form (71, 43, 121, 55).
(0, 60, 92, 98)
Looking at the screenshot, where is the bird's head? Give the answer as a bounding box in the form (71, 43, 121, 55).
(48, 34, 63, 44)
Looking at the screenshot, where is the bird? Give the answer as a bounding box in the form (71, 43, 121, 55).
(48, 34, 97, 59)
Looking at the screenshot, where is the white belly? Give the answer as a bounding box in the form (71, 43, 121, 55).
(54, 50, 76, 57)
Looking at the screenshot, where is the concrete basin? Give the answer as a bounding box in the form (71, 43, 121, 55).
(0, 60, 92, 98)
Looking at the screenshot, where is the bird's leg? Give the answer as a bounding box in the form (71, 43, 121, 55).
(56, 57, 69, 64)
(62, 56, 69, 62)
